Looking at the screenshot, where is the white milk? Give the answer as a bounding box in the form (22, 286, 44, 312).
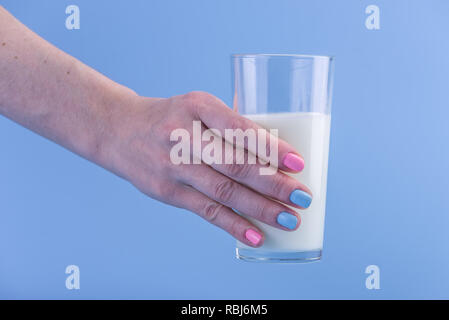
(237, 112, 331, 252)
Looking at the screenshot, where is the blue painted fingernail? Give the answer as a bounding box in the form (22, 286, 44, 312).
(277, 212, 298, 230)
(289, 189, 312, 208)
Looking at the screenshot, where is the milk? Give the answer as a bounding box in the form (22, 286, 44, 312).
(237, 112, 331, 252)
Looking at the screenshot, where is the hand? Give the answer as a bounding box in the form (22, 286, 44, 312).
(102, 91, 313, 247)
(0, 7, 312, 247)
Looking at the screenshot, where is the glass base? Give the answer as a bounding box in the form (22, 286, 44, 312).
(236, 248, 322, 263)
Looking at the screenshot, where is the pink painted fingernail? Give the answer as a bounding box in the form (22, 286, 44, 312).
(283, 153, 305, 172)
(245, 229, 262, 246)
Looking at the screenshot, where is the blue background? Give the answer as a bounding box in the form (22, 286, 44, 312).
(1, 0, 448, 299)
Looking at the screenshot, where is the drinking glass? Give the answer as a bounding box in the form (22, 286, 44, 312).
(232, 54, 334, 263)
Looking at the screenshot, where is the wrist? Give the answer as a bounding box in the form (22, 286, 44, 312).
(89, 90, 165, 183)
(84, 83, 139, 176)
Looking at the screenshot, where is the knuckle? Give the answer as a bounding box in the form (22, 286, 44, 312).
(228, 117, 246, 131)
(228, 219, 241, 237)
(183, 91, 211, 107)
(271, 174, 289, 199)
(214, 180, 238, 203)
(202, 202, 222, 223)
(257, 202, 273, 222)
(226, 163, 251, 179)
(162, 123, 179, 138)
(153, 118, 180, 140)
(152, 182, 175, 200)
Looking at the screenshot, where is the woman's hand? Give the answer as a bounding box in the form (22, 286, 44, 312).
(0, 7, 311, 247)
(103, 91, 313, 247)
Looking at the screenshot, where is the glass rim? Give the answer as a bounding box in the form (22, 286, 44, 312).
(231, 53, 334, 60)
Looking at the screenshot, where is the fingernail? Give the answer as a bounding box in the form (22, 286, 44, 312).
(290, 189, 312, 208)
(277, 212, 298, 230)
(245, 229, 262, 246)
(283, 153, 305, 172)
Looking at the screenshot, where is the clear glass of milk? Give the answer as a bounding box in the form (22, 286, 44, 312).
(232, 54, 334, 263)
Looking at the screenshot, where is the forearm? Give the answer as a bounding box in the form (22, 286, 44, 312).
(0, 6, 137, 167)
